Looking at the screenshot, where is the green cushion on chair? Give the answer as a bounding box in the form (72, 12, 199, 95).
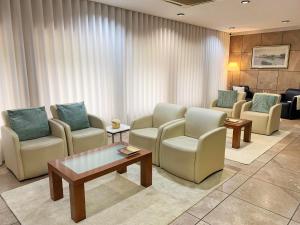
(251, 94, 277, 113)
(57, 102, 90, 131)
(217, 90, 238, 108)
(7, 107, 50, 141)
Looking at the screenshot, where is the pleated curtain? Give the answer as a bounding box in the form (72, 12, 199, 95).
(0, 0, 229, 162)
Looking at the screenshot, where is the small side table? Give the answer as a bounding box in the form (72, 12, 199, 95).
(106, 124, 130, 143)
(224, 119, 252, 149)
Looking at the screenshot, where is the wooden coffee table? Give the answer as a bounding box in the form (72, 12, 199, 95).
(224, 119, 252, 149)
(47, 143, 152, 223)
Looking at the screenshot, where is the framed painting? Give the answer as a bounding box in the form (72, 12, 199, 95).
(251, 45, 290, 69)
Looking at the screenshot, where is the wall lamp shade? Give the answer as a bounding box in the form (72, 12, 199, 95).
(228, 62, 239, 72)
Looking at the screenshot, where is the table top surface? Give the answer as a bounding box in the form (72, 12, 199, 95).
(48, 142, 151, 183)
(224, 119, 252, 128)
(106, 124, 130, 134)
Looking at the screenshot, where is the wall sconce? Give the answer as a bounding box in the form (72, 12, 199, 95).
(228, 62, 239, 72)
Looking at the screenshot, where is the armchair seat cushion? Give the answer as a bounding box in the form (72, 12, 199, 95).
(21, 136, 65, 178)
(130, 128, 158, 140)
(160, 136, 198, 182)
(241, 111, 269, 134)
(211, 107, 233, 117)
(71, 127, 106, 154)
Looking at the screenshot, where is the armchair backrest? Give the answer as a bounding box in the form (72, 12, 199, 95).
(50, 105, 59, 119)
(1, 111, 10, 127)
(185, 107, 227, 139)
(153, 103, 186, 128)
(253, 93, 281, 104)
(237, 92, 246, 101)
(285, 89, 300, 101)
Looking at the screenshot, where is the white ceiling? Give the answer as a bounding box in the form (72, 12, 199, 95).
(92, 0, 300, 34)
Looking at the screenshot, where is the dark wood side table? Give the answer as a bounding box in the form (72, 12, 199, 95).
(224, 119, 252, 149)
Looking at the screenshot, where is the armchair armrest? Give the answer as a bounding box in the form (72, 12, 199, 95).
(210, 99, 218, 108)
(232, 100, 246, 118)
(280, 93, 287, 102)
(267, 104, 282, 135)
(88, 114, 106, 130)
(49, 120, 66, 139)
(52, 119, 74, 155)
(131, 115, 153, 130)
(1, 126, 24, 180)
(194, 127, 226, 183)
(241, 101, 252, 112)
(160, 120, 185, 142)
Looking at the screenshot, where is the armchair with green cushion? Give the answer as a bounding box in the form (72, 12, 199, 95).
(159, 107, 227, 183)
(129, 103, 187, 165)
(240, 93, 281, 135)
(210, 91, 246, 118)
(50, 102, 107, 155)
(1, 108, 68, 181)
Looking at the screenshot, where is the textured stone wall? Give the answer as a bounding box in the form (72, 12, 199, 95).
(228, 30, 300, 93)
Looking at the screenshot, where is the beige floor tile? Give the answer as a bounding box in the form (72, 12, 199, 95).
(188, 190, 228, 219)
(290, 221, 300, 225)
(170, 213, 199, 225)
(217, 173, 249, 194)
(293, 207, 300, 223)
(203, 196, 290, 225)
(253, 163, 300, 193)
(0, 206, 18, 225)
(196, 221, 209, 225)
(224, 159, 265, 176)
(256, 151, 278, 163)
(271, 150, 300, 173)
(232, 178, 300, 218)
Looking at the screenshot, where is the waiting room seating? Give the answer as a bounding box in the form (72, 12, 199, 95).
(50, 104, 107, 155)
(240, 93, 281, 135)
(210, 92, 246, 118)
(129, 103, 186, 165)
(280, 88, 300, 120)
(1, 110, 67, 181)
(159, 107, 227, 183)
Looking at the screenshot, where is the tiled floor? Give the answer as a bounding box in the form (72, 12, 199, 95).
(0, 119, 300, 225)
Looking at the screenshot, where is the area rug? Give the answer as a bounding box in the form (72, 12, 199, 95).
(225, 130, 290, 164)
(1, 164, 234, 225)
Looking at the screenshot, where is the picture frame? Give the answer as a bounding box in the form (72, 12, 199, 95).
(251, 45, 290, 69)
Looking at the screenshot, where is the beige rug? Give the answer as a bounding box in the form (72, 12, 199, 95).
(225, 130, 290, 164)
(1, 164, 234, 225)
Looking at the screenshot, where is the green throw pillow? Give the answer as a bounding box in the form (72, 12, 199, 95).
(7, 107, 50, 141)
(251, 94, 277, 113)
(57, 102, 90, 131)
(217, 90, 238, 108)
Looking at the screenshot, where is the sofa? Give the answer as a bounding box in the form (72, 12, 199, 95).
(240, 93, 281, 135)
(50, 105, 107, 155)
(210, 92, 246, 118)
(1, 111, 68, 181)
(159, 107, 227, 183)
(280, 88, 300, 120)
(129, 103, 186, 165)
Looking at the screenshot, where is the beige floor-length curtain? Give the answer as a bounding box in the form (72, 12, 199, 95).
(0, 0, 229, 163)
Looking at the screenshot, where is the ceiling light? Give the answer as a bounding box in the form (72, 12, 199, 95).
(177, 13, 185, 16)
(241, 0, 250, 4)
(281, 20, 290, 23)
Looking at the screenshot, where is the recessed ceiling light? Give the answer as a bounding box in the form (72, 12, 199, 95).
(281, 20, 291, 23)
(241, 0, 250, 4)
(177, 13, 185, 16)
(229, 27, 236, 30)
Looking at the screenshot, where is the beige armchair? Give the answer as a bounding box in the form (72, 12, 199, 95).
(50, 105, 107, 155)
(159, 107, 227, 183)
(129, 103, 187, 165)
(240, 93, 281, 135)
(1, 111, 67, 181)
(210, 92, 246, 118)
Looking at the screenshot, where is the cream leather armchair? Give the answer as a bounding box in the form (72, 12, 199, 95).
(210, 92, 246, 118)
(1, 111, 68, 181)
(160, 107, 227, 183)
(240, 93, 281, 135)
(50, 105, 108, 155)
(129, 103, 186, 165)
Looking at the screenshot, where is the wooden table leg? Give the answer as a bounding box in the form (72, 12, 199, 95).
(244, 122, 252, 143)
(48, 166, 63, 201)
(232, 127, 241, 149)
(140, 154, 152, 187)
(69, 183, 86, 223)
(112, 134, 115, 143)
(117, 166, 127, 174)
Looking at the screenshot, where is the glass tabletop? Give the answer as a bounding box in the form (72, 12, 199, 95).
(62, 144, 127, 174)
